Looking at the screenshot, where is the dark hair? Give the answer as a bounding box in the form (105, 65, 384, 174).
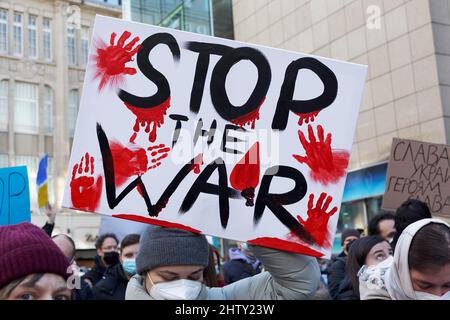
(0, 273, 44, 299)
(395, 199, 432, 233)
(52, 234, 76, 260)
(391, 199, 432, 250)
(408, 223, 450, 273)
(120, 234, 140, 251)
(95, 233, 119, 250)
(203, 245, 222, 288)
(346, 236, 387, 298)
(368, 212, 395, 236)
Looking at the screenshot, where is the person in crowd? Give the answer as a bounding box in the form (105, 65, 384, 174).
(0, 222, 72, 300)
(326, 228, 360, 299)
(52, 234, 76, 265)
(368, 212, 396, 241)
(359, 218, 450, 300)
(93, 234, 140, 300)
(345, 235, 393, 299)
(203, 244, 225, 287)
(42, 204, 56, 237)
(52, 233, 95, 300)
(222, 242, 262, 285)
(84, 233, 120, 287)
(125, 225, 320, 300)
(391, 199, 431, 251)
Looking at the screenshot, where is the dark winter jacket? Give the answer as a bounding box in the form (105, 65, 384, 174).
(222, 248, 262, 285)
(326, 253, 358, 300)
(93, 263, 129, 300)
(84, 256, 107, 286)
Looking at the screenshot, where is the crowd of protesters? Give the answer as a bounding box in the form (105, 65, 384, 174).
(0, 198, 449, 300)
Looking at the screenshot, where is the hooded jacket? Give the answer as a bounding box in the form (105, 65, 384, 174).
(359, 218, 450, 300)
(125, 245, 320, 300)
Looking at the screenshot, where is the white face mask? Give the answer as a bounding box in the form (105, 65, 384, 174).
(147, 273, 202, 300)
(414, 290, 450, 300)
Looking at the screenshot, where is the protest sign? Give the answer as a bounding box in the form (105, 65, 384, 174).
(62, 15, 367, 258)
(382, 138, 450, 221)
(0, 166, 31, 226)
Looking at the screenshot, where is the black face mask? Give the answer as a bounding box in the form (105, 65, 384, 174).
(103, 251, 120, 266)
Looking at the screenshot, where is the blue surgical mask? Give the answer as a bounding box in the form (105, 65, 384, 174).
(122, 259, 137, 276)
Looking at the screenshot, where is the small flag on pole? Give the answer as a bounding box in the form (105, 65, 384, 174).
(37, 154, 49, 208)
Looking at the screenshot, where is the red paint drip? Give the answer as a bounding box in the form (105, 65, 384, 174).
(247, 237, 324, 257)
(70, 153, 103, 212)
(191, 153, 204, 174)
(125, 97, 171, 143)
(294, 192, 338, 248)
(293, 124, 350, 185)
(230, 142, 260, 206)
(231, 97, 265, 129)
(110, 141, 148, 187)
(112, 214, 202, 234)
(93, 31, 141, 92)
(295, 110, 320, 126)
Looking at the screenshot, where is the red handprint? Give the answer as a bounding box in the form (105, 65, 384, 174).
(295, 111, 320, 126)
(294, 193, 338, 248)
(110, 141, 170, 187)
(70, 153, 103, 212)
(293, 124, 349, 185)
(94, 31, 141, 92)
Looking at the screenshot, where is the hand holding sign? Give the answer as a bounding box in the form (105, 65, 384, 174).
(296, 192, 337, 248)
(70, 153, 103, 211)
(293, 124, 349, 185)
(94, 31, 141, 91)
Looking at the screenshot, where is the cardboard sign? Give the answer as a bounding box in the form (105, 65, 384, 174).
(62, 16, 367, 258)
(0, 166, 31, 226)
(382, 138, 450, 221)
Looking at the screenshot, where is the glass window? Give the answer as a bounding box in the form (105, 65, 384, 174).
(68, 89, 78, 136)
(0, 9, 7, 53)
(43, 18, 52, 61)
(14, 82, 38, 134)
(0, 79, 7, 131)
(43, 85, 53, 135)
(28, 15, 37, 58)
(13, 12, 23, 56)
(80, 26, 89, 65)
(67, 26, 76, 65)
(333, 200, 367, 253)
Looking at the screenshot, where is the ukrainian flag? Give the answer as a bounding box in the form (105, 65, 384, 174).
(37, 154, 49, 208)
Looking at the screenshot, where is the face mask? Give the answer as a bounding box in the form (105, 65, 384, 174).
(147, 273, 202, 300)
(122, 259, 137, 276)
(103, 251, 120, 266)
(415, 290, 450, 300)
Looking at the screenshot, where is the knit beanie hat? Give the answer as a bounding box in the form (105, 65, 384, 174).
(341, 228, 360, 245)
(136, 225, 209, 274)
(0, 222, 70, 289)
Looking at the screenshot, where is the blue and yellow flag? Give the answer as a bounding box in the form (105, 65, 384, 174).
(37, 154, 49, 208)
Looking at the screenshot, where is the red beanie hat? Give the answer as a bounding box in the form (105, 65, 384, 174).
(0, 222, 70, 289)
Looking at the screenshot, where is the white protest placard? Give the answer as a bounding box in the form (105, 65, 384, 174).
(62, 16, 367, 258)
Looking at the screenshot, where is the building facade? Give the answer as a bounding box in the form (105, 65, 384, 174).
(232, 0, 450, 250)
(0, 0, 121, 249)
(123, 0, 234, 39)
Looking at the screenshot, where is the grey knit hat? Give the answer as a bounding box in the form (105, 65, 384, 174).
(136, 225, 210, 274)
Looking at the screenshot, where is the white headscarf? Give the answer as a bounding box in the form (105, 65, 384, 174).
(386, 218, 450, 300)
